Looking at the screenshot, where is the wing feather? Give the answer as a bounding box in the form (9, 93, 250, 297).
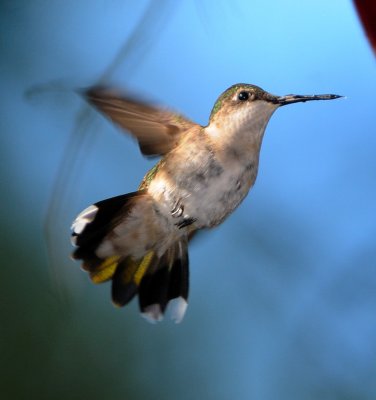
(85, 86, 197, 156)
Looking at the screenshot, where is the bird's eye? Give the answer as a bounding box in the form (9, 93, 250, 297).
(238, 91, 249, 101)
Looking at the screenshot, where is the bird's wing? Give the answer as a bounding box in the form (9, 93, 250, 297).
(85, 86, 197, 156)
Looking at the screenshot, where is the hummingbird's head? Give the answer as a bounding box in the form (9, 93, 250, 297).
(206, 83, 341, 154)
(208, 83, 341, 139)
(209, 83, 341, 125)
(209, 84, 278, 127)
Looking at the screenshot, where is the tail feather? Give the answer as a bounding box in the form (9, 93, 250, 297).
(89, 255, 120, 284)
(112, 251, 155, 307)
(71, 191, 190, 323)
(139, 239, 189, 323)
(139, 260, 170, 314)
(168, 241, 189, 301)
(71, 191, 143, 261)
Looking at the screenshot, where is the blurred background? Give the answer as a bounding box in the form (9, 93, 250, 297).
(1, 1, 375, 399)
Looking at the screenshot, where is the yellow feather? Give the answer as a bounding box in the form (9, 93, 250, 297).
(90, 255, 120, 284)
(89, 252, 154, 286)
(133, 251, 154, 285)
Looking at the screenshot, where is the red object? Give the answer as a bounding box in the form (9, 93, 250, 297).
(353, 0, 376, 54)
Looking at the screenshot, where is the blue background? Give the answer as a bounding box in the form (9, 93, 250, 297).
(1, 1, 375, 399)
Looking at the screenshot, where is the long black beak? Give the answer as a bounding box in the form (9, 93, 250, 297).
(276, 93, 343, 106)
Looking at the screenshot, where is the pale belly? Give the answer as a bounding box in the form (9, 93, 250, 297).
(182, 166, 256, 227)
(148, 160, 258, 229)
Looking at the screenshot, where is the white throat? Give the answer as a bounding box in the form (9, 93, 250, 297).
(206, 101, 279, 158)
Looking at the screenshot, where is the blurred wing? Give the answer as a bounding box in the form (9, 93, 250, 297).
(85, 86, 197, 156)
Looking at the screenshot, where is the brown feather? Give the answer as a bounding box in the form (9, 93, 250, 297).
(85, 86, 197, 156)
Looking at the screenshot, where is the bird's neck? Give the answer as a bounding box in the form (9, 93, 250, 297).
(205, 112, 275, 165)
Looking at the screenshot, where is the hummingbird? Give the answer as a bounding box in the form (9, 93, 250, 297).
(71, 83, 341, 323)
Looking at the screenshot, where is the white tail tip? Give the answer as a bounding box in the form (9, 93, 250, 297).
(141, 304, 164, 323)
(167, 297, 188, 324)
